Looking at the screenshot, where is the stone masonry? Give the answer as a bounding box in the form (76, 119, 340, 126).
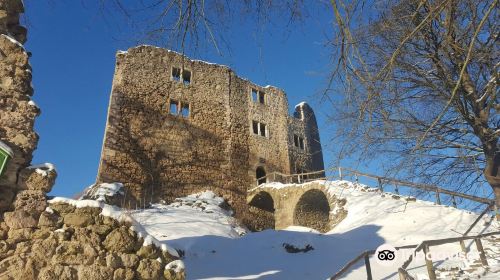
(96, 46, 325, 218)
(0, 2, 185, 279)
(0, 0, 40, 213)
(247, 181, 348, 232)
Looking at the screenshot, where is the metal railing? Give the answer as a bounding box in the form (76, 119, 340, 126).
(329, 245, 418, 280)
(338, 167, 494, 206)
(254, 167, 497, 280)
(253, 169, 327, 187)
(252, 166, 495, 208)
(329, 231, 500, 280)
(397, 231, 500, 280)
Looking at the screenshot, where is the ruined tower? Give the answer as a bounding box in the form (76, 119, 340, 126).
(96, 46, 325, 216)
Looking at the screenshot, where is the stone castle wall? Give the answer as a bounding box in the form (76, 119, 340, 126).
(0, 0, 40, 213)
(288, 103, 325, 176)
(97, 46, 325, 217)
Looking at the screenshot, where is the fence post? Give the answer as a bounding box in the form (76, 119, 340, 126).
(435, 190, 441, 205)
(398, 268, 406, 280)
(338, 167, 342, 180)
(494, 204, 499, 221)
(364, 253, 373, 280)
(460, 240, 467, 253)
(452, 196, 457, 208)
(395, 185, 399, 195)
(474, 238, 488, 266)
(355, 174, 359, 183)
(378, 178, 384, 192)
(422, 244, 437, 280)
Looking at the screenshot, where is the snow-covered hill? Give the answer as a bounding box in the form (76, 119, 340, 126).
(125, 180, 499, 280)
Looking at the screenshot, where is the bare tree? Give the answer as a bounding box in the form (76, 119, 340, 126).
(97, 0, 307, 55)
(327, 0, 499, 211)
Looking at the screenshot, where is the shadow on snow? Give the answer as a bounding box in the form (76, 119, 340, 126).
(167, 224, 384, 280)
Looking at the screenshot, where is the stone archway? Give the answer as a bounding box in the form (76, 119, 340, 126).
(256, 166, 267, 185)
(247, 191, 275, 231)
(293, 189, 330, 232)
(249, 191, 275, 212)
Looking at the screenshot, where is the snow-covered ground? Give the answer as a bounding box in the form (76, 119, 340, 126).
(125, 180, 500, 280)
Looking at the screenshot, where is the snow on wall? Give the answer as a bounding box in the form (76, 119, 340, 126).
(27, 163, 56, 177)
(47, 197, 179, 258)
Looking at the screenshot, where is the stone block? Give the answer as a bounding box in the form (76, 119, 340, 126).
(76, 265, 114, 280)
(137, 258, 162, 280)
(3, 210, 37, 229)
(52, 241, 97, 265)
(103, 227, 137, 253)
(18, 166, 56, 193)
(63, 213, 94, 227)
(50, 202, 75, 214)
(0, 187, 15, 211)
(120, 253, 139, 268)
(113, 268, 135, 280)
(13, 189, 47, 213)
(38, 211, 63, 228)
(38, 264, 77, 280)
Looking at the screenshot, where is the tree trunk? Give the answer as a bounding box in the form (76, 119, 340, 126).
(490, 183, 500, 221)
(484, 151, 500, 220)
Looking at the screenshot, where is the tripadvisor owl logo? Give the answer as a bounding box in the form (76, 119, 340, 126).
(375, 244, 398, 266)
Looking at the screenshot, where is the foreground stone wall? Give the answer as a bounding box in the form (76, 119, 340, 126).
(0, 0, 41, 213)
(97, 46, 326, 218)
(0, 2, 184, 279)
(0, 195, 183, 279)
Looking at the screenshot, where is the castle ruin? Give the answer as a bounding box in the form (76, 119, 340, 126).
(96, 46, 325, 217)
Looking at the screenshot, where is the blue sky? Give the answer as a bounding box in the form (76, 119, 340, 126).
(25, 1, 351, 198)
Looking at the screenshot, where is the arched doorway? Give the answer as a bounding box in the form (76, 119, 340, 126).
(256, 166, 267, 185)
(293, 189, 331, 232)
(247, 191, 275, 231)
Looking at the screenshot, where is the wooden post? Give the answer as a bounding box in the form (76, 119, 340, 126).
(338, 167, 343, 180)
(398, 268, 412, 280)
(460, 240, 467, 253)
(398, 269, 405, 280)
(435, 190, 441, 205)
(364, 254, 373, 280)
(474, 238, 488, 266)
(422, 244, 437, 280)
(494, 204, 499, 221)
(452, 196, 457, 208)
